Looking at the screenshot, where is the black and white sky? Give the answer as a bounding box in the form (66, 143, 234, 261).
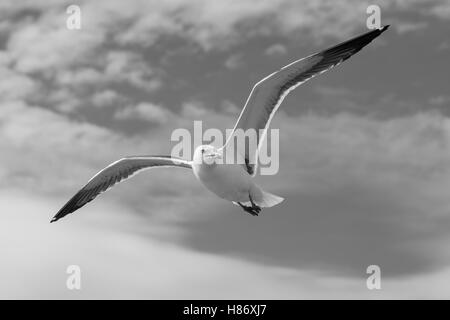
(1, 0, 450, 299)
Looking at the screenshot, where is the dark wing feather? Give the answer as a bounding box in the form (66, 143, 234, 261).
(51, 156, 191, 223)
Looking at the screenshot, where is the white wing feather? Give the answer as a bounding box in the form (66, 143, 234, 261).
(224, 26, 389, 175)
(52, 156, 191, 222)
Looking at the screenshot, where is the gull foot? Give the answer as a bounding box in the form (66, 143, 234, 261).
(238, 202, 261, 216)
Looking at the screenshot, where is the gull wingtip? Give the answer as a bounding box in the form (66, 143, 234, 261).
(50, 210, 63, 223)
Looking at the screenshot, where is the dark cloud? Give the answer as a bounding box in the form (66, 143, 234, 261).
(176, 181, 450, 278)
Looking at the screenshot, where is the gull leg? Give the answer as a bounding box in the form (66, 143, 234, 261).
(249, 194, 261, 214)
(238, 202, 259, 216)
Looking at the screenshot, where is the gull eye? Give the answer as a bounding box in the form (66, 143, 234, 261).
(201, 149, 205, 154)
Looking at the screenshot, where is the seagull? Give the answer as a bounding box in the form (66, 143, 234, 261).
(51, 26, 389, 223)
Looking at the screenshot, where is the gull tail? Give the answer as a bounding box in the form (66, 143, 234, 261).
(257, 190, 284, 208)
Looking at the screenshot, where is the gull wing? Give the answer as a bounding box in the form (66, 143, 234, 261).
(225, 26, 389, 175)
(51, 156, 191, 223)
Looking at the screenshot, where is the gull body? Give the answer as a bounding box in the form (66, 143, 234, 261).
(191, 145, 281, 212)
(51, 26, 389, 222)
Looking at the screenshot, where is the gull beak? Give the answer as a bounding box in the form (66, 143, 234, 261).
(203, 152, 222, 165)
(204, 152, 221, 159)
(212, 152, 222, 160)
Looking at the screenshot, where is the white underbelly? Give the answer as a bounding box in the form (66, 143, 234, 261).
(195, 164, 252, 202)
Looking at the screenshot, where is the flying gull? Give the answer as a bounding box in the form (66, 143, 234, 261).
(51, 26, 389, 222)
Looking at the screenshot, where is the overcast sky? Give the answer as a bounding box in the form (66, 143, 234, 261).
(1, 0, 450, 299)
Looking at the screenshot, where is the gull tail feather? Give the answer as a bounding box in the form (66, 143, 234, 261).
(257, 190, 284, 208)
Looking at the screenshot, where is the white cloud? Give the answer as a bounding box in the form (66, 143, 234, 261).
(264, 43, 287, 56)
(224, 53, 243, 69)
(0, 190, 314, 299)
(221, 100, 240, 114)
(0, 0, 446, 116)
(270, 111, 450, 218)
(91, 90, 126, 108)
(429, 0, 450, 20)
(396, 21, 428, 34)
(103, 51, 162, 92)
(0, 100, 177, 191)
(2, 181, 450, 299)
(0, 66, 38, 101)
(181, 101, 209, 118)
(429, 95, 450, 106)
(55, 68, 104, 87)
(48, 51, 161, 109)
(115, 102, 172, 124)
(7, 19, 103, 74)
(437, 41, 450, 51)
(3, 188, 450, 299)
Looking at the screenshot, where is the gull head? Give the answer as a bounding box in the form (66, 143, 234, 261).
(193, 145, 221, 166)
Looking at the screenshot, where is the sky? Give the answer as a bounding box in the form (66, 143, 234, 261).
(1, 0, 450, 299)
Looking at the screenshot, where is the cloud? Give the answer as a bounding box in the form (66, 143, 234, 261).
(114, 102, 172, 124)
(429, 95, 450, 107)
(395, 21, 428, 34)
(0, 65, 38, 101)
(0, 5, 163, 115)
(107, 0, 371, 50)
(224, 53, 243, 69)
(2, 0, 448, 60)
(0, 100, 195, 198)
(91, 90, 126, 108)
(437, 41, 450, 51)
(174, 111, 450, 278)
(0, 96, 228, 224)
(0, 101, 121, 190)
(3, 188, 450, 299)
(7, 16, 103, 74)
(0, 190, 333, 299)
(220, 100, 240, 114)
(181, 101, 209, 118)
(45, 51, 161, 112)
(429, 0, 450, 20)
(264, 43, 287, 56)
(103, 51, 162, 92)
(0, 0, 446, 118)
